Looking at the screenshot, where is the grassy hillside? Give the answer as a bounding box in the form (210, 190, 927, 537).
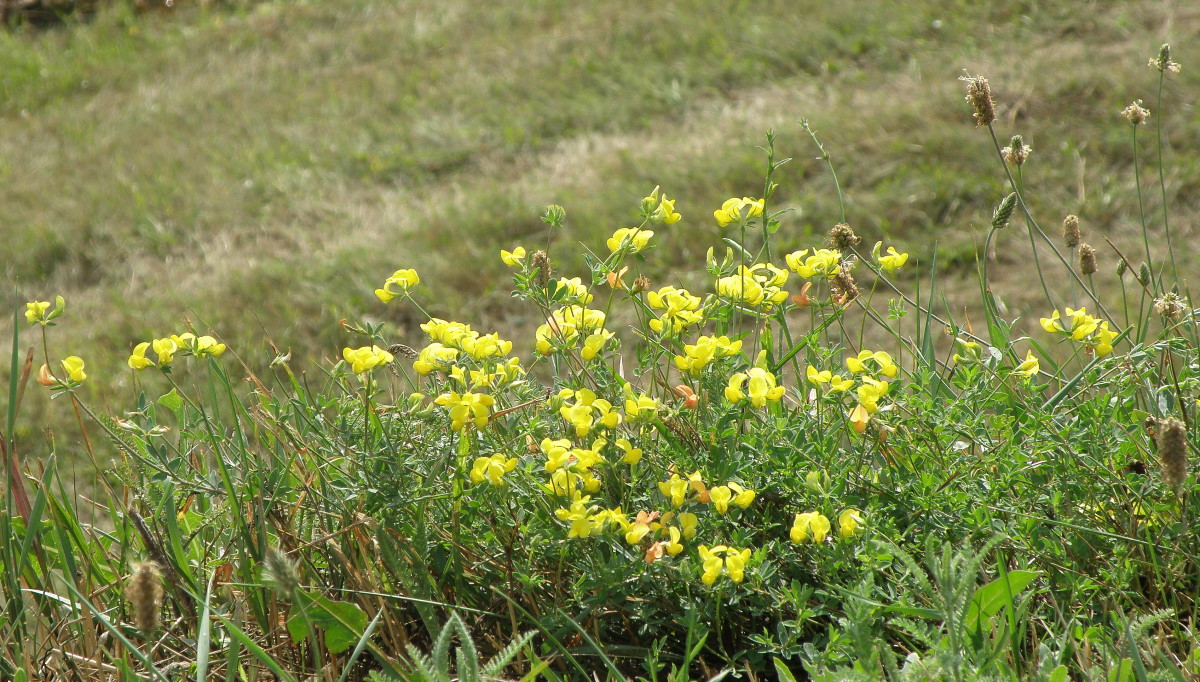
(2, 0, 1198, 453)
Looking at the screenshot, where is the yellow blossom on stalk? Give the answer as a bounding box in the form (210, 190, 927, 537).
(623, 388, 660, 423)
(673, 335, 742, 376)
(580, 329, 615, 361)
(552, 277, 594, 305)
(790, 512, 831, 544)
(535, 306, 606, 355)
(624, 510, 662, 544)
(872, 242, 910, 274)
(590, 507, 627, 533)
(856, 377, 890, 413)
(662, 526, 684, 556)
(615, 438, 642, 465)
(647, 286, 704, 335)
(413, 343, 459, 375)
(460, 332, 513, 361)
(707, 483, 753, 515)
(544, 471, 586, 499)
(658, 474, 690, 508)
(713, 197, 764, 227)
(470, 454, 518, 486)
(25, 300, 51, 324)
(152, 338, 179, 366)
(421, 318, 475, 347)
(724, 367, 785, 408)
(434, 391, 495, 431)
(555, 500, 596, 539)
(806, 365, 853, 392)
(342, 345, 394, 374)
(172, 333, 226, 358)
(951, 339, 982, 365)
(375, 268, 420, 302)
(128, 342, 154, 370)
(678, 512, 698, 540)
(698, 545, 751, 585)
(500, 246, 526, 266)
(786, 249, 842, 279)
(558, 388, 620, 437)
(846, 350, 898, 378)
(839, 509, 864, 539)
(1040, 307, 1118, 356)
(1093, 322, 1117, 357)
(61, 356, 86, 383)
(540, 438, 574, 473)
(1014, 350, 1040, 377)
(716, 264, 790, 310)
(652, 196, 681, 225)
(849, 403, 871, 433)
(728, 482, 755, 508)
(607, 227, 655, 254)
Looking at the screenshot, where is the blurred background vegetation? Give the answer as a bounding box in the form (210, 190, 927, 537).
(2, 0, 1198, 462)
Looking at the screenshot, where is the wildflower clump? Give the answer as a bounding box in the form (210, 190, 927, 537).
(1040, 307, 1118, 356)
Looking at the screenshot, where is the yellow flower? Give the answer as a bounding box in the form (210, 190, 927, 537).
(790, 512, 831, 544)
(558, 388, 621, 437)
(872, 242, 910, 274)
(555, 500, 596, 538)
(786, 249, 842, 279)
(590, 507, 627, 533)
(724, 547, 751, 583)
(61, 356, 86, 383)
(413, 343, 459, 375)
(470, 454, 518, 486)
(653, 196, 681, 225)
(647, 286, 704, 335)
(580, 330, 614, 361)
(552, 277, 594, 305)
(951, 339, 982, 365)
(838, 509, 864, 539)
(678, 512, 698, 540)
(725, 367, 785, 408)
(846, 350, 898, 378)
(673, 335, 742, 376)
(1014, 350, 1040, 377)
(697, 545, 752, 584)
(713, 197, 764, 227)
(421, 318, 475, 347)
(342, 345, 394, 374)
(152, 337, 179, 366)
(500, 246, 527, 266)
(623, 390, 660, 423)
(716, 264, 790, 311)
(658, 474, 690, 508)
(128, 342, 154, 370)
(856, 377, 890, 413)
(434, 391, 495, 431)
(606, 227, 655, 254)
(615, 438, 642, 465)
(375, 268, 420, 302)
(849, 403, 871, 433)
(709, 485, 733, 514)
(25, 300, 50, 325)
(728, 482, 755, 508)
(1093, 322, 1117, 357)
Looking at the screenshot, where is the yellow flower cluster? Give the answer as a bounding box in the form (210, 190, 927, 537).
(24, 296, 65, 326)
(470, 454, 518, 486)
(673, 335, 742, 376)
(716, 264, 789, 311)
(535, 306, 609, 357)
(725, 367, 785, 408)
(606, 227, 654, 255)
(552, 277, 594, 306)
(698, 545, 752, 585)
(713, 197, 764, 227)
(500, 246, 526, 266)
(786, 249, 842, 279)
(342, 345, 394, 374)
(558, 388, 622, 437)
(643, 187, 682, 225)
(1039, 307, 1117, 357)
(129, 333, 227, 370)
(872, 241, 910, 274)
(433, 391, 495, 431)
(790, 509, 863, 543)
(375, 268, 420, 303)
(415, 319, 522, 388)
(646, 286, 704, 335)
(806, 365, 853, 392)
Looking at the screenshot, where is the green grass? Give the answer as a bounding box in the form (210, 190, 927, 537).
(3, 0, 1197, 455)
(2, 2, 1200, 679)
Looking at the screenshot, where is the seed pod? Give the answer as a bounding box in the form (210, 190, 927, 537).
(126, 562, 163, 636)
(1158, 417, 1188, 492)
(991, 193, 1017, 230)
(1079, 243, 1097, 275)
(1062, 215, 1081, 248)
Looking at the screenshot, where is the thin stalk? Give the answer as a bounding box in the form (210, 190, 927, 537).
(1131, 124, 1156, 296)
(1014, 165, 1057, 312)
(1154, 71, 1179, 282)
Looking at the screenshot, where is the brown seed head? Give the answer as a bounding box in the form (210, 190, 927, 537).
(1062, 215, 1081, 248)
(1078, 243, 1097, 275)
(831, 269, 859, 305)
(828, 223, 862, 250)
(1154, 292, 1186, 321)
(1122, 100, 1150, 125)
(262, 547, 300, 598)
(1002, 135, 1031, 166)
(530, 250, 552, 288)
(126, 562, 163, 635)
(960, 75, 995, 127)
(1158, 417, 1188, 492)
(631, 274, 650, 293)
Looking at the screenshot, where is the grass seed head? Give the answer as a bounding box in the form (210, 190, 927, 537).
(1062, 214, 1081, 247)
(1154, 292, 1186, 321)
(263, 547, 301, 598)
(831, 269, 859, 305)
(992, 192, 1017, 230)
(1078, 243, 1097, 275)
(960, 74, 995, 127)
(1158, 417, 1188, 492)
(1002, 135, 1031, 166)
(126, 562, 163, 636)
(1122, 100, 1150, 125)
(1149, 43, 1181, 73)
(828, 223, 862, 250)
(531, 250, 552, 288)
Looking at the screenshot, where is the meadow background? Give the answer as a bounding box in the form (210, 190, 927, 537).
(3, 1, 1200, 680)
(4, 0, 1198, 452)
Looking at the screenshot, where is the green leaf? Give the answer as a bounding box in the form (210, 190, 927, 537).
(289, 592, 369, 654)
(157, 388, 183, 412)
(1048, 665, 1069, 682)
(1108, 658, 1134, 682)
(967, 570, 1039, 630)
(773, 659, 800, 682)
